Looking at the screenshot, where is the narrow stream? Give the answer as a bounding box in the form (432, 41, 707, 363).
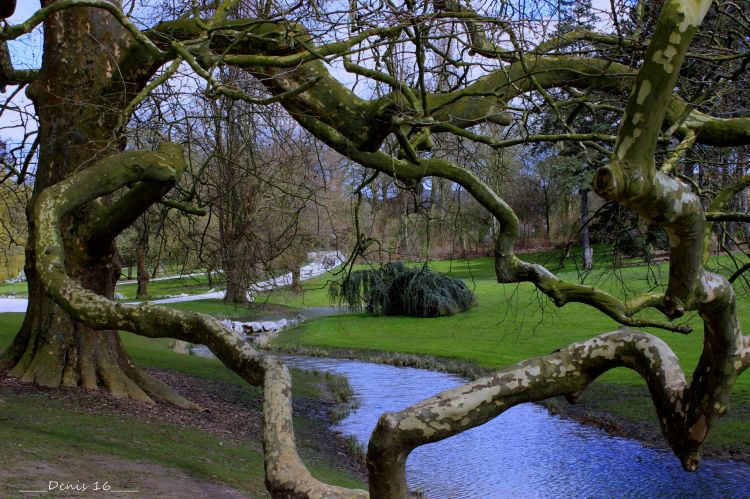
(284, 356, 750, 498)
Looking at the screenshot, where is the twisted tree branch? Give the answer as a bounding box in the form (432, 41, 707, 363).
(33, 143, 368, 499)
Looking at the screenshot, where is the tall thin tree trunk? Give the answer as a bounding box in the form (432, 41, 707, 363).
(136, 245, 149, 299)
(581, 188, 593, 270)
(544, 203, 551, 241)
(151, 236, 165, 279)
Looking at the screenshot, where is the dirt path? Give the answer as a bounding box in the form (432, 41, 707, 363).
(0, 368, 365, 498)
(1, 454, 251, 498)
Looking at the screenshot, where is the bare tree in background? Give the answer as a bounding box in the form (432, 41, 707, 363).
(184, 70, 337, 303)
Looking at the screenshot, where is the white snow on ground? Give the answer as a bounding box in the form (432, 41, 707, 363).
(135, 251, 343, 305)
(135, 289, 226, 304)
(118, 270, 209, 285)
(0, 298, 27, 313)
(0, 251, 344, 312)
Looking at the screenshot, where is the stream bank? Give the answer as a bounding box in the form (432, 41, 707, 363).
(270, 342, 750, 464)
(282, 355, 750, 498)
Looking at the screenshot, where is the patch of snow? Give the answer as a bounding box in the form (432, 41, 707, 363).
(0, 251, 344, 313)
(0, 298, 27, 313)
(117, 270, 210, 285)
(4, 271, 25, 283)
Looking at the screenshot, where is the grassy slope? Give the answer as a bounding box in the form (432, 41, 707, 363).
(0, 313, 364, 494)
(272, 253, 750, 454)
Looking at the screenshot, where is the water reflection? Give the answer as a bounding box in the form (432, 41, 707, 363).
(284, 356, 750, 498)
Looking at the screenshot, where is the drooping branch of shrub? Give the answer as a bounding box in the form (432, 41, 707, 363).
(329, 262, 475, 318)
(32, 143, 367, 499)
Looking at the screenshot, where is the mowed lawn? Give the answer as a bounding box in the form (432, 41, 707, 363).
(0, 313, 365, 494)
(276, 254, 749, 386)
(272, 253, 750, 453)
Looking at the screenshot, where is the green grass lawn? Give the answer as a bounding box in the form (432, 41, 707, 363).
(0, 312, 365, 494)
(115, 273, 224, 300)
(272, 252, 750, 455)
(0, 273, 223, 300)
(162, 298, 302, 320)
(0, 267, 340, 303)
(0, 280, 28, 297)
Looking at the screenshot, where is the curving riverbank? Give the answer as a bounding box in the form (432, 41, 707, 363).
(282, 355, 750, 497)
(271, 342, 750, 465)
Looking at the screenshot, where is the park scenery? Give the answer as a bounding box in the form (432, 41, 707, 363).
(1, 0, 750, 497)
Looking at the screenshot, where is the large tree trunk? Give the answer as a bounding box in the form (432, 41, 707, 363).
(0, 3, 192, 407)
(224, 271, 250, 304)
(291, 266, 303, 294)
(220, 223, 251, 304)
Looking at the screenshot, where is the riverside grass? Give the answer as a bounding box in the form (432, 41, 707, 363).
(272, 253, 750, 382)
(2, 248, 750, 457)
(269, 252, 750, 456)
(0, 313, 365, 494)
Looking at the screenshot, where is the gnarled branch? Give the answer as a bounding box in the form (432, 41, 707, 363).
(33, 143, 368, 499)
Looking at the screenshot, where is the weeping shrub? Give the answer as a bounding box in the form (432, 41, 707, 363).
(329, 262, 475, 318)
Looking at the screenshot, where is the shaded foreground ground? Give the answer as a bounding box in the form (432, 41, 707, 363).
(0, 367, 366, 498)
(1, 451, 248, 498)
(0, 309, 365, 498)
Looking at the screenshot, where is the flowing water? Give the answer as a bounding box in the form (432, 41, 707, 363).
(284, 356, 750, 498)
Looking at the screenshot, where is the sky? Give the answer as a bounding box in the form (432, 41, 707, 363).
(0, 2, 42, 147)
(0, 0, 621, 156)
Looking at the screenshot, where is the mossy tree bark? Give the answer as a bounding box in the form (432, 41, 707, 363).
(0, 1, 192, 407)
